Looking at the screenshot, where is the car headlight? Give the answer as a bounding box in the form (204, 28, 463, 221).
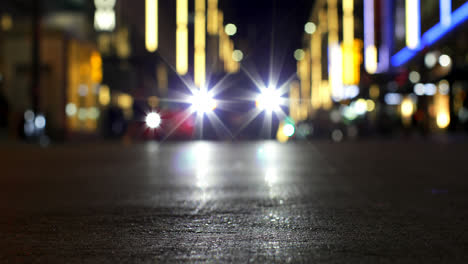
(256, 87, 282, 112)
(190, 90, 217, 113)
(145, 112, 161, 129)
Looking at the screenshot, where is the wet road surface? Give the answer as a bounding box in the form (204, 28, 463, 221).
(1, 141, 468, 263)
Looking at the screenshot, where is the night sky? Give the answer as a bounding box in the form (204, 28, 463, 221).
(221, 0, 314, 84)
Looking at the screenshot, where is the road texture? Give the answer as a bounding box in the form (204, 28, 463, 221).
(1, 140, 468, 263)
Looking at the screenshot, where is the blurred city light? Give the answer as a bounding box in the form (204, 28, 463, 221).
(94, 0, 116, 31)
(24, 110, 34, 122)
(365, 46, 378, 74)
(294, 49, 305, 61)
(88, 107, 100, 120)
(425, 52, 438, 68)
(364, 0, 377, 74)
(194, 0, 206, 87)
(424, 83, 437, 96)
(283, 123, 295, 137)
(146, 112, 162, 129)
(118, 94, 133, 109)
(439, 80, 450, 95)
(34, 115, 46, 130)
(401, 97, 415, 118)
(406, 0, 421, 49)
(392, 1, 468, 67)
(409, 71, 421, 83)
(207, 0, 219, 35)
(331, 129, 344, 142)
(99, 85, 111, 106)
(66, 103, 77, 117)
(439, 54, 451, 67)
(437, 112, 450, 129)
(440, 0, 452, 26)
(353, 99, 368, 115)
(304, 22, 316, 34)
(232, 50, 243, 62)
(225, 23, 237, 36)
(369, 85, 380, 99)
(414, 83, 425, 96)
(366, 100, 376, 112)
(1, 13, 13, 31)
(176, 0, 188, 75)
(385, 93, 403, 105)
(145, 0, 158, 52)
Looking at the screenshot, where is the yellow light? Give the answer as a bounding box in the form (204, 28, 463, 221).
(401, 98, 414, 118)
(148, 96, 159, 108)
(342, 0, 354, 43)
(365, 45, 378, 74)
(276, 122, 289, 143)
(328, 0, 339, 44)
(369, 84, 380, 99)
(406, 0, 420, 49)
(176, 0, 188, 75)
(90, 52, 102, 68)
(342, 40, 362, 86)
(1, 14, 13, 31)
(289, 81, 301, 121)
(436, 112, 450, 129)
(90, 52, 103, 83)
(218, 11, 225, 58)
(118, 94, 133, 109)
(194, 0, 206, 87)
(207, 0, 218, 35)
(99, 85, 111, 106)
(145, 0, 158, 52)
(434, 92, 450, 129)
(311, 23, 322, 110)
(366, 100, 375, 112)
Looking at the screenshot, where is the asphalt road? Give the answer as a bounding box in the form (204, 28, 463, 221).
(1, 140, 468, 263)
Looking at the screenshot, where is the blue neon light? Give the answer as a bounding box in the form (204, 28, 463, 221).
(440, 0, 452, 26)
(391, 1, 468, 67)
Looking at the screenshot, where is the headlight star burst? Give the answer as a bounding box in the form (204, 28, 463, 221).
(190, 89, 217, 114)
(145, 112, 161, 129)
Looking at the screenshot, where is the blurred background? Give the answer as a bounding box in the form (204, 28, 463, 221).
(0, 0, 467, 144)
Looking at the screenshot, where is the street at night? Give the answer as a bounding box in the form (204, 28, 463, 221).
(1, 140, 468, 262)
(3, 0, 468, 262)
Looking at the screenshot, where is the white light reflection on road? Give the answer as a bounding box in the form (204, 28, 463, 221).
(193, 142, 213, 205)
(257, 142, 283, 201)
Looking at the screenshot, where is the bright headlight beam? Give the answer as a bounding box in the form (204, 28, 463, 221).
(256, 87, 282, 112)
(190, 90, 217, 113)
(146, 112, 161, 129)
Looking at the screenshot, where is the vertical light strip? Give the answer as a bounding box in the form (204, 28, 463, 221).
(343, 0, 354, 44)
(440, 0, 452, 26)
(328, 0, 341, 103)
(194, 0, 206, 87)
(176, 0, 188, 75)
(145, 0, 158, 52)
(406, 0, 421, 49)
(343, 0, 355, 85)
(207, 0, 218, 35)
(364, 0, 377, 73)
(218, 11, 224, 59)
